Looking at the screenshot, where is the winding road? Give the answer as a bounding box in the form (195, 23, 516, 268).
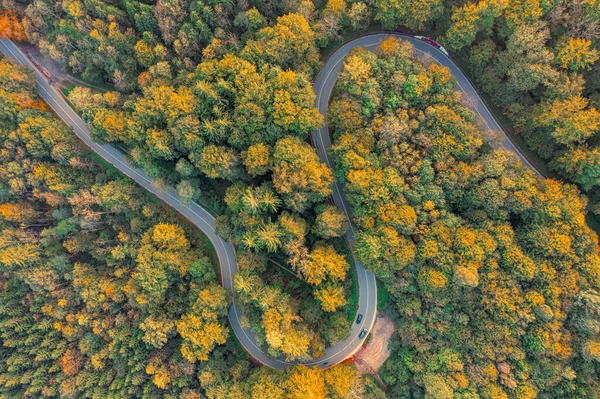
(0, 33, 541, 370)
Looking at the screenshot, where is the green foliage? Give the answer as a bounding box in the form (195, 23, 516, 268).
(330, 37, 600, 399)
(374, 0, 444, 30)
(0, 58, 232, 397)
(7, 0, 600, 396)
(272, 136, 333, 213)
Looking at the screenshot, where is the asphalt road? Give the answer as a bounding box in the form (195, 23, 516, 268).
(1, 33, 542, 370)
(308, 33, 544, 367)
(315, 34, 542, 176)
(0, 38, 287, 369)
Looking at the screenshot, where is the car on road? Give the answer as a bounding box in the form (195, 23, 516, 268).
(415, 35, 449, 56)
(358, 329, 368, 339)
(356, 314, 363, 324)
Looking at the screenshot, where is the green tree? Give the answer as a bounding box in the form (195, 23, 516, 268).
(313, 204, 348, 238)
(555, 36, 600, 71)
(272, 137, 333, 212)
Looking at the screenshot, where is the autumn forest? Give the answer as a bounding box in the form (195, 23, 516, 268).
(1, 0, 600, 398)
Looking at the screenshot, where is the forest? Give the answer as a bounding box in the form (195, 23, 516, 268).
(0, 0, 599, 398)
(0, 56, 368, 398)
(329, 36, 600, 398)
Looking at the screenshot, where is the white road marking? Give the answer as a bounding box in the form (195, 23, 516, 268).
(2, 31, 541, 369)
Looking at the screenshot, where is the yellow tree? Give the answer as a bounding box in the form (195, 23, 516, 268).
(286, 366, 327, 399)
(582, 341, 600, 361)
(0, 228, 40, 268)
(313, 205, 348, 238)
(0, 202, 37, 224)
(140, 316, 175, 349)
(195, 145, 242, 181)
(533, 95, 599, 146)
(249, 368, 286, 399)
(418, 267, 448, 294)
(314, 282, 347, 312)
(241, 13, 317, 70)
(555, 36, 600, 71)
(325, 363, 358, 398)
(177, 314, 229, 362)
(304, 244, 349, 285)
(272, 136, 333, 212)
(244, 143, 271, 176)
(279, 326, 313, 361)
(270, 69, 323, 135)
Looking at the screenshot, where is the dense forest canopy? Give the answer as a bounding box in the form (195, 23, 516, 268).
(329, 36, 600, 399)
(62, 11, 359, 361)
(0, 56, 370, 399)
(5, 0, 598, 213)
(1, 0, 600, 398)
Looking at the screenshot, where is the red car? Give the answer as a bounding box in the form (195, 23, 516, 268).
(415, 36, 449, 56)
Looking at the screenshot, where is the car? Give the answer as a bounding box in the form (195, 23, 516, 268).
(356, 314, 363, 324)
(358, 329, 368, 339)
(414, 35, 450, 56)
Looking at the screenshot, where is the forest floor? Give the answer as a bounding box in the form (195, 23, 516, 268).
(17, 43, 109, 92)
(353, 313, 395, 381)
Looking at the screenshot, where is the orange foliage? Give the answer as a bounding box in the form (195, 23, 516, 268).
(0, 11, 27, 42)
(16, 93, 49, 111)
(59, 349, 83, 376)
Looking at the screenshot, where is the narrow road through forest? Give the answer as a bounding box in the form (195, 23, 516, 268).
(0, 33, 542, 370)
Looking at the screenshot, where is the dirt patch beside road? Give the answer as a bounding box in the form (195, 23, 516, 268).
(353, 313, 395, 377)
(16, 43, 108, 92)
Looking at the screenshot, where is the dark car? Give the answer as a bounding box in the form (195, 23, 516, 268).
(358, 329, 368, 339)
(356, 314, 363, 324)
(415, 35, 450, 56)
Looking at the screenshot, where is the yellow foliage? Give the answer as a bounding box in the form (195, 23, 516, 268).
(315, 283, 347, 312)
(279, 327, 312, 360)
(325, 364, 357, 398)
(419, 267, 447, 291)
(0, 203, 28, 222)
(419, 239, 439, 260)
(263, 307, 285, 349)
(148, 223, 189, 251)
(454, 266, 479, 287)
(177, 314, 228, 363)
(525, 291, 546, 306)
(287, 366, 327, 399)
(582, 340, 600, 362)
(324, 0, 347, 16)
(146, 363, 171, 389)
(423, 200, 436, 211)
(244, 143, 270, 175)
(341, 53, 373, 86)
(557, 37, 600, 71)
(167, 86, 195, 120)
(0, 243, 40, 268)
(514, 382, 538, 399)
(250, 371, 286, 399)
(89, 29, 102, 41)
(305, 244, 349, 285)
(0, 10, 27, 41)
(380, 36, 405, 56)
